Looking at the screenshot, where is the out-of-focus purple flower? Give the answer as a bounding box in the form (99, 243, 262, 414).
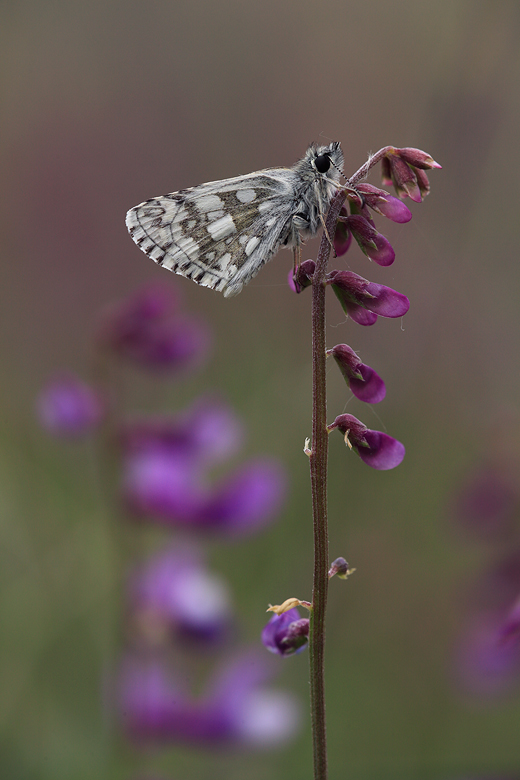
(121, 397, 244, 468)
(328, 270, 409, 326)
(336, 213, 395, 267)
(96, 285, 210, 372)
(262, 608, 309, 656)
(454, 551, 520, 697)
(498, 596, 520, 648)
(327, 413, 405, 470)
(121, 402, 287, 537)
(450, 462, 518, 541)
(122, 445, 203, 522)
(119, 653, 190, 741)
(36, 373, 104, 437)
(128, 545, 233, 645)
(119, 650, 300, 747)
(197, 459, 287, 535)
(455, 612, 520, 698)
(327, 344, 386, 403)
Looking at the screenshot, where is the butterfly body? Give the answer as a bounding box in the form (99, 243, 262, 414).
(126, 141, 343, 297)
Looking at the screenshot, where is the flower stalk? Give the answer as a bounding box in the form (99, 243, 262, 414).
(308, 189, 346, 780)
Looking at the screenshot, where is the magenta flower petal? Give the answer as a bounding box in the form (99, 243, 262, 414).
(329, 271, 409, 322)
(349, 363, 386, 403)
(377, 195, 412, 223)
(328, 344, 386, 403)
(356, 429, 406, 470)
(346, 305, 379, 326)
(36, 373, 103, 437)
(366, 232, 395, 266)
(355, 184, 413, 223)
(364, 283, 410, 317)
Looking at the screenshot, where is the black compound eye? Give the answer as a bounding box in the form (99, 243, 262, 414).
(314, 153, 331, 173)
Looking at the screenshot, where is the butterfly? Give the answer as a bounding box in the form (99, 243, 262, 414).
(126, 142, 344, 297)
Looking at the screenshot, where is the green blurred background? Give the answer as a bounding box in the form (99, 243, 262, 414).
(2, 1, 520, 778)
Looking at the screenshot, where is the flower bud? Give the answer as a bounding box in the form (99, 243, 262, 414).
(328, 557, 355, 579)
(394, 147, 442, 170)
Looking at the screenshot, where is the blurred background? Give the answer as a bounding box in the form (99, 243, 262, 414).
(2, 1, 520, 779)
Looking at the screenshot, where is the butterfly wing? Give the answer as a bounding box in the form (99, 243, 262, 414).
(126, 170, 298, 297)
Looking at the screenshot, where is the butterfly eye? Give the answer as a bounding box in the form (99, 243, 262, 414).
(314, 154, 331, 174)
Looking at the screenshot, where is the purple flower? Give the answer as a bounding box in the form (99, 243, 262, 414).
(354, 183, 413, 223)
(119, 650, 300, 747)
(96, 285, 210, 372)
(327, 344, 386, 403)
(335, 213, 395, 267)
(36, 373, 103, 437)
(128, 545, 233, 644)
(262, 608, 309, 656)
(328, 270, 409, 326)
(327, 413, 405, 470)
(121, 402, 287, 537)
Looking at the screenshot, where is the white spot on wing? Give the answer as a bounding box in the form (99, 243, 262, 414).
(194, 195, 224, 213)
(218, 253, 232, 269)
(207, 214, 237, 240)
(236, 189, 256, 203)
(245, 236, 260, 256)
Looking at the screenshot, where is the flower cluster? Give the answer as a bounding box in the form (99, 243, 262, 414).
(120, 399, 285, 537)
(36, 284, 298, 757)
(291, 146, 439, 471)
(450, 458, 520, 696)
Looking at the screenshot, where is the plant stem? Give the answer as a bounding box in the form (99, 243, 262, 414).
(347, 146, 394, 186)
(308, 189, 346, 780)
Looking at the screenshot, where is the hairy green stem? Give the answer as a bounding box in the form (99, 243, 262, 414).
(308, 189, 346, 780)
